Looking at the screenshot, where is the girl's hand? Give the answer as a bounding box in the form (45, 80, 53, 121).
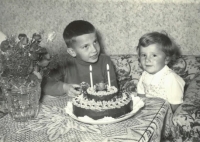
(63, 83, 81, 97)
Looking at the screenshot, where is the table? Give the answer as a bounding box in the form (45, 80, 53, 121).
(0, 97, 171, 142)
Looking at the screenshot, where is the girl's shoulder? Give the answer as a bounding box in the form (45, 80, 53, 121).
(164, 68, 185, 85)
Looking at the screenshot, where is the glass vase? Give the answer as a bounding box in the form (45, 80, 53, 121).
(0, 76, 41, 122)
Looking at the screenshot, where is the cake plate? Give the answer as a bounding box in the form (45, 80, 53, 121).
(64, 96, 145, 125)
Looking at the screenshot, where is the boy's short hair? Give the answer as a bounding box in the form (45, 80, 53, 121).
(63, 20, 96, 48)
(137, 32, 181, 66)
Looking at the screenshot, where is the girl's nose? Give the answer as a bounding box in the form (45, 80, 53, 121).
(145, 56, 151, 62)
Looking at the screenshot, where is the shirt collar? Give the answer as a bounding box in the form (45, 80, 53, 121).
(145, 65, 169, 77)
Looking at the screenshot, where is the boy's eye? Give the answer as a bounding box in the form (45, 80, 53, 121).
(94, 40, 98, 44)
(83, 45, 89, 49)
(153, 54, 157, 57)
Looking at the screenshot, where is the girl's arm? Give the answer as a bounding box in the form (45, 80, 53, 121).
(165, 73, 185, 113)
(164, 73, 185, 109)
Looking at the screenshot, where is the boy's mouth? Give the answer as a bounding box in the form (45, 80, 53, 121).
(90, 53, 98, 59)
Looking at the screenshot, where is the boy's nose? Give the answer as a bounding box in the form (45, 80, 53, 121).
(90, 45, 97, 53)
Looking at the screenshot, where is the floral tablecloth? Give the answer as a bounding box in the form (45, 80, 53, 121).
(0, 97, 171, 142)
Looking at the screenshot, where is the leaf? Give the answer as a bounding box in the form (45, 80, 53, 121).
(49, 131, 61, 141)
(47, 123, 61, 135)
(60, 126, 70, 135)
(48, 127, 61, 141)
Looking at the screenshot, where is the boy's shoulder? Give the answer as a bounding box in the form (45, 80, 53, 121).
(99, 54, 112, 61)
(93, 54, 113, 67)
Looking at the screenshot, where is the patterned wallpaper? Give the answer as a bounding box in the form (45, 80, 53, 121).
(0, 0, 200, 55)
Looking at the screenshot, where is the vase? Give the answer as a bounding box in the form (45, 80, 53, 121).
(0, 75, 41, 122)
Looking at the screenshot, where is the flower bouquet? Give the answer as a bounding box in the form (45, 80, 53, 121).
(0, 33, 52, 121)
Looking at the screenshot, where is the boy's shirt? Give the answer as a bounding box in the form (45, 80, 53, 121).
(42, 54, 118, 96)
(137, 65, 185, 104)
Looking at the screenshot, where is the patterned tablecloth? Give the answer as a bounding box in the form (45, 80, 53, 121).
(0, 97, 171, 142)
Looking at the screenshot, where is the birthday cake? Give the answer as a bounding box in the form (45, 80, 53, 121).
(72, 82, 133, 120)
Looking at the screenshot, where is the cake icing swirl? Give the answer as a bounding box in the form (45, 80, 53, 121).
(72, 92, 131, 111)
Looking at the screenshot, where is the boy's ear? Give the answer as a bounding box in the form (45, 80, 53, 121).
(67, 48, 76, 57)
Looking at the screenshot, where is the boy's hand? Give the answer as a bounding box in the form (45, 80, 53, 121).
(137, 94, 146, 101)
(63, 83, 81, 97)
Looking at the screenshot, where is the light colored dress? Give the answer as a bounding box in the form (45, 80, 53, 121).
(137, 65, 185, 104)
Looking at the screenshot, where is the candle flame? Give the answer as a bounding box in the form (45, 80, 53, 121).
(107, 64, 109, 70)
(90, 65, 92, 71)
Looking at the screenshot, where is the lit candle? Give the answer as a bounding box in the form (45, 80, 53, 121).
(89, 65, 94, 89)
(107, 64, 111, 87)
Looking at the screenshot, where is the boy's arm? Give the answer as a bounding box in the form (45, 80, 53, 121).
(42, 65, 81, 97)
(137, 94, 146, 97)
(41, 66, 66, 96)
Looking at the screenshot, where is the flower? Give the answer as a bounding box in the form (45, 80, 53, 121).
(0, 33, 53, 80)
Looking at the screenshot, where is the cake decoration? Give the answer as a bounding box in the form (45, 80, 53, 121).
(96, 82, 106, 91)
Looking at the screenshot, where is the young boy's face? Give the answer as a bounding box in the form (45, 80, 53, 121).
(70, 32, 100, 63)
(139, 44, 168, 74)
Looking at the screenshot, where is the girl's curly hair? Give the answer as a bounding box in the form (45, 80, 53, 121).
(137, 31, 181, 67)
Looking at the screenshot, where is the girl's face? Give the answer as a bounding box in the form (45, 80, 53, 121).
(139, 44, 169, 74)
(69, 32, 100, 63)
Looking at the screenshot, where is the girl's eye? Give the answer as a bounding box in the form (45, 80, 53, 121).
(153, 54, 157, 57)
(140, 54, 146, 57)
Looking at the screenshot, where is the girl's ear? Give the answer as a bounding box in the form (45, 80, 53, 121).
(165, 56, 170, 65)
(137, 55, 143, 70)
(67, 48, 76, 57)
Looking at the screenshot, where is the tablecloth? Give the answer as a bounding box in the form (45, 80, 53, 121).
(0, 97, 171, 142)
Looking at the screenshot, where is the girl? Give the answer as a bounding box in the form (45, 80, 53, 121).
(137, 32, 185, 113)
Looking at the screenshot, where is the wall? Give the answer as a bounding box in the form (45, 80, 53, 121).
(0, 0, 200, 55)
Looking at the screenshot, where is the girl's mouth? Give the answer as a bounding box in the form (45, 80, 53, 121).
(145, 65, 153, 67)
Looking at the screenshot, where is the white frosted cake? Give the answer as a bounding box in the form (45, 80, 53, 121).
(72, 83, 133, 120)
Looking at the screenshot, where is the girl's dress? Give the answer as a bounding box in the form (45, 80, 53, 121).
(137, 65, 185, 104)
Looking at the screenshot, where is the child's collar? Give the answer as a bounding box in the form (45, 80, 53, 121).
(75, 57, 91, 66)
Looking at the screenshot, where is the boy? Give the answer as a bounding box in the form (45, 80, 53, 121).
(42, 20, 118, 98)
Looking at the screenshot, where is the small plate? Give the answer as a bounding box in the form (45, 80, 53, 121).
(65, 96, 144, 125)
